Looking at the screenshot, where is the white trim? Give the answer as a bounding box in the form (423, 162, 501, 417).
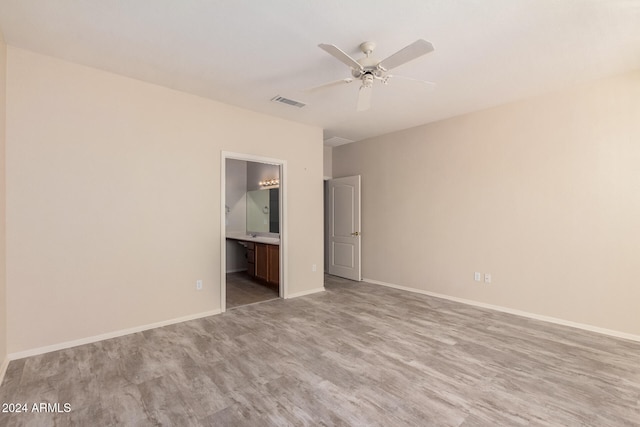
(220, 154, 227, 313)
(279, 161, 288, 299)
(286, 287, 325, 299)
(0, 357, 9, 386)
(8, 309, 221, 361)
(221, 151, 288, 313)
(222, 151, 285, 165)
(364, 277, 640, 343)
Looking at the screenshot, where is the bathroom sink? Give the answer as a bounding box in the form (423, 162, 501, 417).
(258, 237, 280, 245)
(226, 232, 279, 245)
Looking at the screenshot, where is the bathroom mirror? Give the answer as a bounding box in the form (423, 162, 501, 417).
(246, 188, 279, 234)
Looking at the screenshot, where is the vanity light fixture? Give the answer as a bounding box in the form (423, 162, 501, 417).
(259, 178, 279, 187)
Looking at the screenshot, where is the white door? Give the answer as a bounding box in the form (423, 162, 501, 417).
(328, 175, 361, 281)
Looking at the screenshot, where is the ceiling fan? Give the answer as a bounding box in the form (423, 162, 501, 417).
(307, 39, 435, 111)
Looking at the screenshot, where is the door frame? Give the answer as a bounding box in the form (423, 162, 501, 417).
(220, 151, 288, 313)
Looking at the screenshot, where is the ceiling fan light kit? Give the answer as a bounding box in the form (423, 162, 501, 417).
(312, 39, 436, 111)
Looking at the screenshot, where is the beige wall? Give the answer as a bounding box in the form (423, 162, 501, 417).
(0, 34, 7, 368)
(5, 47, 324, 354)
(323, 145, 332, 179)
(333, 71, 640, 336)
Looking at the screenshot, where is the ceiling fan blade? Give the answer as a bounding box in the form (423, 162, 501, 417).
(356, 85, 372, 111)
(318, 44, 364, 71)
(387, 74, 436, 88)
(378, 39, 434, 71)
(303, 78, 353, 93)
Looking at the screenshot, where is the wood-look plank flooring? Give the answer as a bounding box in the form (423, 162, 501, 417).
(226, 272, 279, 309)
(1, 275, 639, 426)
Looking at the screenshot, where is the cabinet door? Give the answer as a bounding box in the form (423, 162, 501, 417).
(267, 244, 280, 285)
(255, 243, 268, 281)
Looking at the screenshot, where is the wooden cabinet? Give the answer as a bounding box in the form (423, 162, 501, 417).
(267, 244, 280, 285)
(255, 243, 269, 282)
(246, 242, 279, 290)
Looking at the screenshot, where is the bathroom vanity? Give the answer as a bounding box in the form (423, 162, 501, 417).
(226, 232, 280, 291)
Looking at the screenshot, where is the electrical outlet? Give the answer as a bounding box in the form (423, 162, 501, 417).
(196, 280, 203, 290)
(474, 272, 482, 282)
(484, 273, 492, 284)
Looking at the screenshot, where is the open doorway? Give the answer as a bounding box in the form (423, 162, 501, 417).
(220, 152, 287, 312)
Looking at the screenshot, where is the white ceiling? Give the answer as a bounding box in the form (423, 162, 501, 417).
(0, 0, 639, 144)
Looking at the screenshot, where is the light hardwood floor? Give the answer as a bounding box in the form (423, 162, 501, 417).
(1, 275, 639, 426)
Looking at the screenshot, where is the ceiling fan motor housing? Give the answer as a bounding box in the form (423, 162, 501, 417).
(352, 59, 385, 79)
(351, 41, 384, 80)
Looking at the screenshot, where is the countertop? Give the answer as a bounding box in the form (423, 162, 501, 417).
(226, 231, 280, 245)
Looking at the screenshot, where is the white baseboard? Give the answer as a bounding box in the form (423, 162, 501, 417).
(286, 287, 325, 299)
(364, 277, 640, 343)
(0, 356, 9, 387)
(8, 309, 222, 361)
(7, 286, 325, 361)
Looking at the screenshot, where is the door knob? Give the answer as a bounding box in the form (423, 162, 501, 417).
(351, 231, 360, 236)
